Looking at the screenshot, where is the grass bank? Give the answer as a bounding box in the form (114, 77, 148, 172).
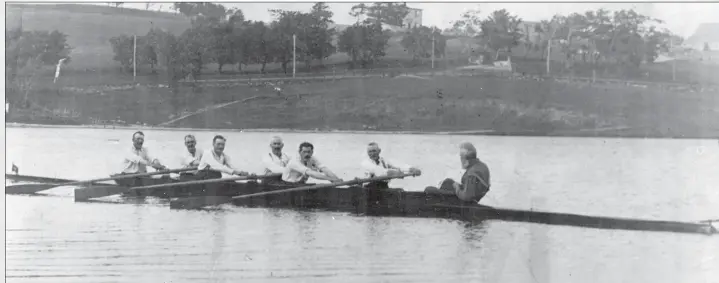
(8, 74, 719, 139)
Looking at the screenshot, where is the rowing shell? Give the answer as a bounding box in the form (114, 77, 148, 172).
(6, 173, 717, 235)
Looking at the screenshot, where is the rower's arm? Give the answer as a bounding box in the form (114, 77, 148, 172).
(319, 167, 340, 180)
(144, 149, 165, 169)
(361, 160, 386, 177)
(198, 153, 234, 175)
(386, 159, 412, 172)
(313, 158, 340, 180)
(262, 154, 285, 173)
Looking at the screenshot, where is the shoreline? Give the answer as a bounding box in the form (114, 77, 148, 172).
(5, 122, 713, 140)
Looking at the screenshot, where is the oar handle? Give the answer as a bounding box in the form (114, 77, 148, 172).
(60, 167, 200, 186)
(231, 172, 419, 200)
(129, 173, 282, 191)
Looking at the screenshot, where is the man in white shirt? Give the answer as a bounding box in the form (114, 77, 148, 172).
(197, 135, 249, 179)
(121, 131, 167, 174)
(361, 142, 421, 189)
(180, 134, 203, 169)
(262, 136, 290, 174)
(282, 142, 342, 184)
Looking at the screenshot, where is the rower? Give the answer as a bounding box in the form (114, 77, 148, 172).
(282, 142, 343, 184)
(262, 136, 290, 174)
(180, 134, 204, 169)
(197, 135, 250, 179)
(361, 142, 421, 189)
(424, 142, 490, 203)
(178, 134, 203, 179)
(121, 131, 167, 174)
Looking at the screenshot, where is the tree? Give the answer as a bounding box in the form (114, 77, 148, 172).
(306, 2, 336, 66)
(5, 30, 72, 107)
(172, 2, 228, 21)
(269, 9, 310, 74)
(446, 7, 482, 37)
(401, 26, 446, 61)
(480, 9, 523, 60)
(338, 21, 390, 68)
(350, 2, 410, 27)
(108, 35, 135, 71)
(246, 21, 274, 73)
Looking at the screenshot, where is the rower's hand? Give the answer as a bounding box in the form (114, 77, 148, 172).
(330, 178, 344, 183)
(408, 168, 422, 176)
(233, 170, 250, 176)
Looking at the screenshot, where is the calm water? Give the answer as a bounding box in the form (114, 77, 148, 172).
(5, 127, 719, 282)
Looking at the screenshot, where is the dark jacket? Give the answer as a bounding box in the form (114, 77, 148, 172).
(456, 158, 491, 202)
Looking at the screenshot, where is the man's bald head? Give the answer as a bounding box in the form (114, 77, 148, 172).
(459, 142, 477, 160)
(270, 136, 284, 150)
(367, 142, 381, 160)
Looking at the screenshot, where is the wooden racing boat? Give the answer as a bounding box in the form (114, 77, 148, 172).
(165, 180, 718, 235)
(6, 173, 717, 235)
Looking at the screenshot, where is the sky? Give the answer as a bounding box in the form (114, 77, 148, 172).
(58, 1, 719, 38)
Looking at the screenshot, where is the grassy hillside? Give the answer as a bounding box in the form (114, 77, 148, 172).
(6, 4, 191, 70)
(10, 74, 719, 138)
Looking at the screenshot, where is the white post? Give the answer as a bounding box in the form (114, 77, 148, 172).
(133, 34, 137, 81)
(292, 34, 296, 78)
(670, 38, 676, 81)
(431, 34, 435, 69)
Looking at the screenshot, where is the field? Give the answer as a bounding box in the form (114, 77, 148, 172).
(10, 72, 719, 139)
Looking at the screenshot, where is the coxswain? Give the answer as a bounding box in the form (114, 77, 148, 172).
(262, 136, 290, 174)
(424, 142, 490, 203)
(121, 131, 167, 174)
(361, 142, 421, 189)
(282, 142, 343, 184)
(180, 134, 204, 169)
(197, 135, 249, 179)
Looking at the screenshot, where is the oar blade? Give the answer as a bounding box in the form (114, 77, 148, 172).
(74, 185, 129, 202)
(6, 184, 58, 194)
(169, 196, 232, 210)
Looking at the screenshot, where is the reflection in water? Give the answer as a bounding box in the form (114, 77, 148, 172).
(455, 221, 489, 278)
(296, 211, 319, 248)
(210, 211, 227, 279)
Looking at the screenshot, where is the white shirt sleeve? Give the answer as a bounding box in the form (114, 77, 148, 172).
(385, 158, 411, 172)
(198, 151, 235, 175)
(263, 153, 286, 173)
(362, 159, 388, 178)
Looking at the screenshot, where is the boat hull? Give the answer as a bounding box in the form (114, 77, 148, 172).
(112, 174, 266, 199)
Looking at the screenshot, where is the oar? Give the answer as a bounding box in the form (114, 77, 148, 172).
(169, 172, 419, 210)
(7, 167, 199, 195)
(129, 173, 281, 191)
(74, 172, 281, 202)
(62, 167, 199, 187)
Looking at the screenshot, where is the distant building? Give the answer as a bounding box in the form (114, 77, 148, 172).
(403, 8, 422, 28)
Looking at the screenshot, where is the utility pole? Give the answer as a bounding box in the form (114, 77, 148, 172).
(431, 34, 435, 69)
(292, 34, 296, 78)
(133, 34, 137, 82)
(670, 38, 676, 81)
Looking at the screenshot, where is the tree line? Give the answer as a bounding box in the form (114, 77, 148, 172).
(5, 2, 685, 106)
(446, 7, 683, 70)
(109, 2, 440, 80)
